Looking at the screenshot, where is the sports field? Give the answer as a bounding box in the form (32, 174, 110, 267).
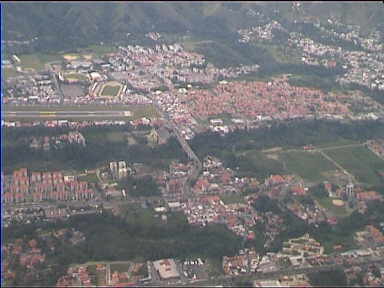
(64, 72, 89, 81)
(101, 85, 120, 96)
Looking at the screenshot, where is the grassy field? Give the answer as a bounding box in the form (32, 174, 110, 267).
(279, 151, 337, 182)
(78, 44, 117, 57)
(255, 43, 302, 64)
(314, 196, 351, 218)
(101, 85, 121, 97)
(83, 130, 126, 145)
(316, 232, 357, 255)
(326, 146, 384, 186)
(315, 139, 360, 149)
(120, 204, 159, 227)
(106, 131, 126, 143)
(64, 72, 89, 81)
(18, 53, 62, 71)
(132, 105, 160, 119)
(220, 194, 245, 205)
(78, 173, 99, 183)
(12, 45, 115, 73)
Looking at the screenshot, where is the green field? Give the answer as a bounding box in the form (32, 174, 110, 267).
(220, 194, 245, 205)
(13, 45, 115, 73)
(65, 72, 88, 81)
(106, 131, 126, 143)
(314, 196, 351, 218)
(18, 53, 62, 71)
(83, 130, 126, 145)
(79, 44, 118, 57)
(101, 85, 121, 97)
(78, 173, 99, 183)
(315, 139, 360, 149)
(256, 43, 302, 64)
(326, 146, 384, 186)
(279, 151, 337, 182)
(132, 105, 160, 119)
(120, 204, 160, 227)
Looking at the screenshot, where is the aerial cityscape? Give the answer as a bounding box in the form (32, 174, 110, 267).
(2, 1, 384, 287)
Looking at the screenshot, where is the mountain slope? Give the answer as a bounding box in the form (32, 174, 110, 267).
(3, 1, 383, 52)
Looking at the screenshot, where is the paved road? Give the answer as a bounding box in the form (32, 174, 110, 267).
(149, 96, 202, 196)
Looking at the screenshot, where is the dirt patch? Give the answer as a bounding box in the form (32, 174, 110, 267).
(265, 153, 279, 160)
(262, 147, 282, 153)
(63, 55, 78, 61)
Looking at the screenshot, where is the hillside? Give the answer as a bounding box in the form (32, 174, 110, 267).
(3, 1, 384, 53)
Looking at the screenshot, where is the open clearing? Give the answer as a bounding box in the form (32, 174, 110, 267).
(101, 85, 121, 97)
(63, 54, 79, 61)
(18, 53, 63, 71)
(83, 131, 127, 145)
(326, 146, 384, 186)
(78, 173, 98, 183)
(64, 72, 88, 81)
(220, 194, 245, 205)
(279, 151, 338, 182)
(314, 196, 351, 218)
(106, 131, 126, 143)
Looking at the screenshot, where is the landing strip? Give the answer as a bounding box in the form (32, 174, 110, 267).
(4, 110, 132, 120)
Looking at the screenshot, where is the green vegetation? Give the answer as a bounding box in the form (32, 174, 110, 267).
(4, 210, 242, 286)
(5, 2, 383, 54)
(64, 73, 88, 81)
(315, 197, 350, 218)
(326, 146, 384, 186)
(279, 151, 337, 182)
(120, 204, 160, 227)
(234, 151, 286, 180)
(106, 131, 126, 143)
(3, 126, 187, 173)
(191, 120, 384, 182)
(131, 105, 160, 119)
(287, 74, 341, 92)
(315, 139, 359, 149)
(18, 53, 62, 71)
(308, 269, 347, 287)
(101, 85, 120, 96)
(118, 175, 161, 197)
(78, 173, 98, 183)
(220, 194, 245, 205)
(79, 44, 117, 57)
(256, 43, 302, 65)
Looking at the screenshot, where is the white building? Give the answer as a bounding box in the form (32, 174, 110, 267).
(152, 259, 180, 280)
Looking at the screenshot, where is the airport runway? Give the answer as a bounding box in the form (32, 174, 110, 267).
(4, 110, 132, 119)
